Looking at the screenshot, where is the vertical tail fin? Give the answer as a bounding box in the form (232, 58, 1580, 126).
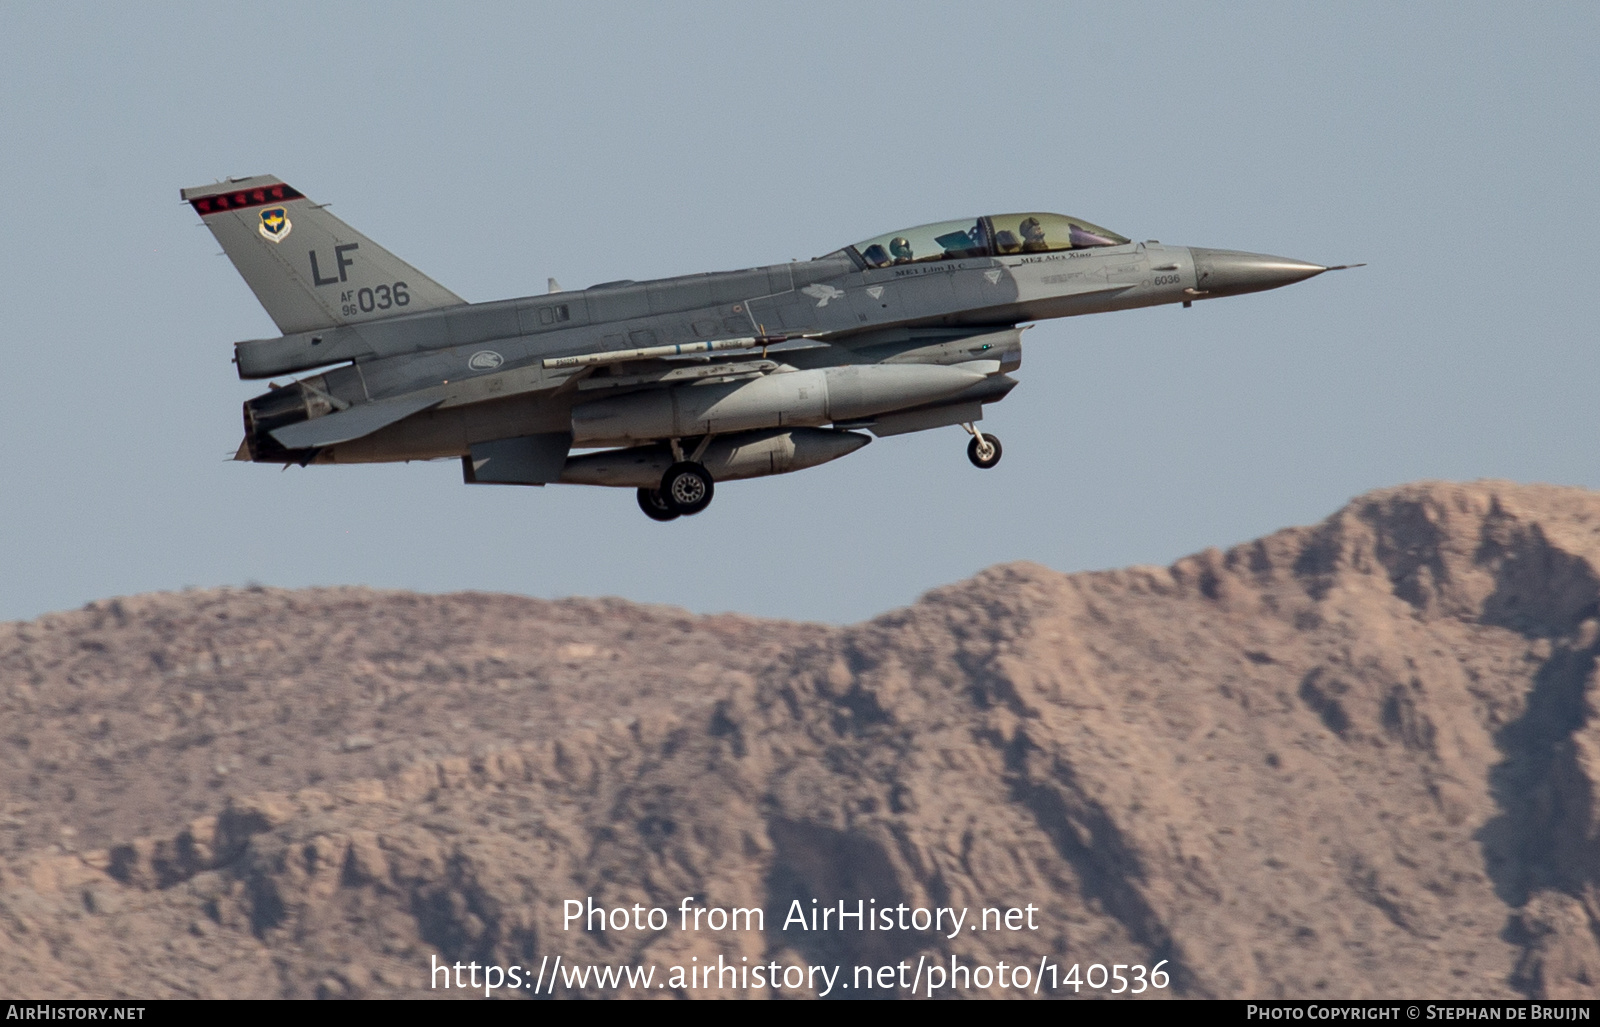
(181, 175, 464, 334)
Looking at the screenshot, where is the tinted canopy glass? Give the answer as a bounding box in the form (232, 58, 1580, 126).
(853, 218, 990, 268)
(989, 213, 1129, 254)
(850, 213, 1129, 267)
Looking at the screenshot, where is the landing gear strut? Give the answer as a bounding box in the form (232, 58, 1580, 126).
(636, 436, 718, 521)
(963, 423, 1002, 469)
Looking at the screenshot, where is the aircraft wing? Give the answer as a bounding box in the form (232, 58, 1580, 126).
(270, 392, 442, 449)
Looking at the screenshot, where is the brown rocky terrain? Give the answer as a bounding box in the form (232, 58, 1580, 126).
(5, 480, 1600, 999)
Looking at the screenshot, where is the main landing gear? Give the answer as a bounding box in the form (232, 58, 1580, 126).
(661, 461, 715, 514)
(963, 423, 1002, 469)
(636, 486, 679, 521)
(637, 440, 717, 521)
(636, 462, 715, 521)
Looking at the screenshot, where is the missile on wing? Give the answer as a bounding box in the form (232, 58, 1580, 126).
(543, 336, 763, 369)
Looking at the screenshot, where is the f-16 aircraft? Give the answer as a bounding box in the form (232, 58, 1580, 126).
(184, 176, 1357, 520)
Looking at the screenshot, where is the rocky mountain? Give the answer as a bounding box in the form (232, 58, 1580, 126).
(4, 480, 1600, 999)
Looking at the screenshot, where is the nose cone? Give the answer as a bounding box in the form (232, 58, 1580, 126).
(1189, 248, 1328, 297)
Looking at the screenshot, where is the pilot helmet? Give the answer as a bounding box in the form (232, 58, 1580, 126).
(889, 237, 913, 260)
(1019, 217, 1044, 240)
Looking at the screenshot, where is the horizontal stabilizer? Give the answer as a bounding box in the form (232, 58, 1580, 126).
(269, 393, 441, 449)
(464, 433, 574, 486)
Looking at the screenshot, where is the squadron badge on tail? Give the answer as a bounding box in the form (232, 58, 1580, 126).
(257, 206, 292, 243)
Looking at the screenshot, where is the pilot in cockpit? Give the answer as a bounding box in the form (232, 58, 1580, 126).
(889, 237, 914, 264)
(1020, 217, 1049, 253)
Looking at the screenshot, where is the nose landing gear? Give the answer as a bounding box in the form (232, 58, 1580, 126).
(963, 423, 1002, 469)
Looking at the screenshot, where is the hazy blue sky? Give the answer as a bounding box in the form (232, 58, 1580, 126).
(2, 3, 1596, 624)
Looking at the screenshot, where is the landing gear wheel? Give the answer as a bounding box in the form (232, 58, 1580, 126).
(967, 432, 1002, 469)
(660, 462, 714, 515)
(637, 487, 680, 522)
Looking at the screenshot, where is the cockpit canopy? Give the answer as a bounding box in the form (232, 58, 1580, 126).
(850, 212, 1129, 269)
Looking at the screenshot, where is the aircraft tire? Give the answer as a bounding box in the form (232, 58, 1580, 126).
(967, 433, 1002, 469)
(637, 487, 680, 522)
(661, 462, 714, 516)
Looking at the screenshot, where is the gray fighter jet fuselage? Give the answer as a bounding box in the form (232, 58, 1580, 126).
(184, 177, 1356, 520)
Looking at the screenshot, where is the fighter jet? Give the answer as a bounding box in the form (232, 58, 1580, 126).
(184, 176, 1357, 521)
